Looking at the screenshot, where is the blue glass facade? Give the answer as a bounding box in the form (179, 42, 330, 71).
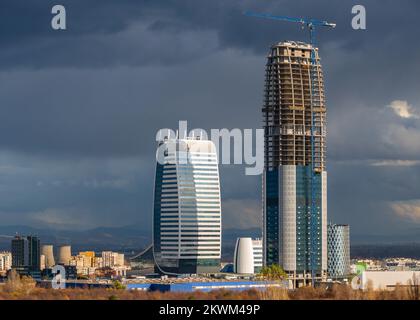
(264, 169, 279, 266)
(153, 162, 164, 257)
(295, 166, 322, 272)
(265, 166, 323, 272)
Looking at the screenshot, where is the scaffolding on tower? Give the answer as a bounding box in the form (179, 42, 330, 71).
(244, 11, 335, 287)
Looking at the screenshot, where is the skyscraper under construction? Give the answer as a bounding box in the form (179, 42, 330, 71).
(263, 41, 327, 286)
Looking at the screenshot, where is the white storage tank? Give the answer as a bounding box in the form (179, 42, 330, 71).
(41, 244, 55, 268)
(58, 245, 71, 265)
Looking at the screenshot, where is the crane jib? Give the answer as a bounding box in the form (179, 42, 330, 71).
(243, 11, 336, 29)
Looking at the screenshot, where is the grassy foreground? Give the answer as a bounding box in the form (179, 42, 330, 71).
(0, 277, 419, 300)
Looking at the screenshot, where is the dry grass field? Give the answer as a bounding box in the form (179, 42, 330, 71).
(0, 276, 419, 300)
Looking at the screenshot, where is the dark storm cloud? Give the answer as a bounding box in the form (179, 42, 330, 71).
(0, 51, 262, 157)
(0, 0, 419, 240)
(0, 0, 417, 69)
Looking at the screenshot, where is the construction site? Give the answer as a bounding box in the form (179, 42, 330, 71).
(263, 40, 327, 172)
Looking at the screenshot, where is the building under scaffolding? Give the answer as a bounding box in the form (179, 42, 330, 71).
(263, 41, 328, 287)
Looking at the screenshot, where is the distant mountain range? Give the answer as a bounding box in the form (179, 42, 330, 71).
(2, 225, 420, 260)
(351, 243, 420, 260)
(0, 224, 152, 253)
(0, 225, 261, 258)
(351, 230, 420, 245)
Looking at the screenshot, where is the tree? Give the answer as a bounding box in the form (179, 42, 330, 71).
(258, 264, 288, 281)
(4, 269, 36, 295)
(112, 280, 126, 290)
(408, 274, 420, 300)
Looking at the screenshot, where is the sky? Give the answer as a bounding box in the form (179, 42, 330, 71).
(0, 0, 420, 242)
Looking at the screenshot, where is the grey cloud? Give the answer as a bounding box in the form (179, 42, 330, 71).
(2, 1, 419, 70)
(389, 200, 420, 224)
(0, 0, 420, 241)
(0, 152, 153, 229)
(0, 49, 263, 157)
(222, 199, 261, 230)
(328, 101, 420, 161)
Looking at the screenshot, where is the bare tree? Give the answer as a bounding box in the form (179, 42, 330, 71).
(407, 274, 420, 300)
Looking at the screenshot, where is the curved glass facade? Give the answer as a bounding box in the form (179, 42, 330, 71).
(153, 138, 221, 274)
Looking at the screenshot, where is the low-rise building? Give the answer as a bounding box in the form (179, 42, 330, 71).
(0, 251, 12, 275)
(94, 256, 103, 268)
(384, 258, 420, 271)
(79, 251, 95, 268)
(102, 251, 125, 268)
(252, 239, 263, 273)
(353, 259, 384, 271)
(359, 271, 420, 290)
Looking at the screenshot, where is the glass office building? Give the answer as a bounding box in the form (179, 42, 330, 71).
(153, 137, 221, 274)
(11, 235, 41, 278)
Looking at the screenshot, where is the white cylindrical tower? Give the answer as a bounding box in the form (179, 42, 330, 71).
(58, 245, 71, 265)
(41, 244, 55, 268)
(233, 238, 255, 274)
